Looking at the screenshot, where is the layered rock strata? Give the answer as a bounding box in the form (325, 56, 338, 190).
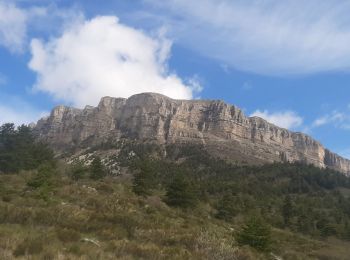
(34, 93, 350, 175)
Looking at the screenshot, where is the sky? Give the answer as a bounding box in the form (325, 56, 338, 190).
(0, 0, 350, 158)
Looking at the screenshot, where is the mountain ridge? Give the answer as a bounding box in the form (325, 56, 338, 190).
(34, 92, 350, 175)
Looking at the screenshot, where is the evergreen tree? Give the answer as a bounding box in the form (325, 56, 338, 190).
(165, 173, 198, 209)
(90, 157, 106, 180)
(132, 161, 157, 196)
(216, 194, 237, 221)
(0, 123, 55, 174)
(236, 216, 272, 251)
(282, 195, 293, 226)
(27, 163, 56, 189)
(70, 162, 87, 181)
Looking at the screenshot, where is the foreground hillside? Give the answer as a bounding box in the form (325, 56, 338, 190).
(1, 124, 350, 259)
(0, 172, 349, 260)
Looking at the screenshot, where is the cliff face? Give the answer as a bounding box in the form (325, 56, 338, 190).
(34, 93, 350, 175)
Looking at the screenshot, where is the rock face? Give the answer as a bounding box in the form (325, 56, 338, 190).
(34, 93, 350, 175)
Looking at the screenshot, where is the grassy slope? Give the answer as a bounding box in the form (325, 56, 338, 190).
(1, 171, 350, 260)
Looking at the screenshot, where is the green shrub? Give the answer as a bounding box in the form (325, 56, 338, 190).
(67, 244, 82, 256)
(13, 237, 44, 256)
(70, 162, 87, 181)
(132, 161, 157, 196)
(216, 194, 237, 221)
(165, 173, 198, 209)
(56, 228, 81, 243)
(89, 157, 107, 180)
(236, 216, 272, 251)
(27, 163, 56, 189)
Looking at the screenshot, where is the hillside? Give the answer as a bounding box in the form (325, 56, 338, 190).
(1, 125, 350, 259)
(34, 93, 350, 175)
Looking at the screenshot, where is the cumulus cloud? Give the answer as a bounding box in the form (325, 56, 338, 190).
(28, 16, 200, 107)
(146, 0, 350, 75)
(250, 110, 303, 130)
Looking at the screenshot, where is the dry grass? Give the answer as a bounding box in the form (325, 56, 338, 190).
(0, 172, 350, 259)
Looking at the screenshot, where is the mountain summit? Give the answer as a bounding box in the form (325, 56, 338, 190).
(34, 93, 350, 175)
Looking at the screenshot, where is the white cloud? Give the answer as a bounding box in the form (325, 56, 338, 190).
(0, 1, 27, 52)
(312, 112, 345, 127)
(250, 110, 303, 130)
(312, 111, 350, 129)
(146, 0, 350, 75)
(0, 1, 48, 53)
(28, 15, 200, 107)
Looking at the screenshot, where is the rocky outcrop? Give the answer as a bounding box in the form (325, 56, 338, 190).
(34, 93, 350, 175)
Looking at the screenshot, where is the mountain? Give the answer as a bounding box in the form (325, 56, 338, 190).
(34, 92, 350, 175)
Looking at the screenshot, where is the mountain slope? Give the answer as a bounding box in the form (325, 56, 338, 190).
(34, 92, 350, 175)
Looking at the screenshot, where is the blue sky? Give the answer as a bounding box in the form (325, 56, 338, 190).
(1, 0, 350, 158)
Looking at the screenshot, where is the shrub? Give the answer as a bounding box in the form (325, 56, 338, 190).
(165, 173, 198, 209)
(235, 216, 272, 251)
(132, 161, 157, 196)
(90, 157, 107, 180)
(27, 163, 56, 189)
(56, 228, 81, 243)
(70, 162, 87, 181)
(216, 194, 237, 221)
(13, 237, 44, 256)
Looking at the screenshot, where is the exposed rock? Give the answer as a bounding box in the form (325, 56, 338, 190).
(34, 92, 350, 175)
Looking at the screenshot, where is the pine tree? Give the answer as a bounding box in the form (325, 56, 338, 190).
(132, 161, 156, 196)
(216, 194, 237, 221)
(90, 157, 106, 180)
(282, 195, 293, 226)
(236, 216, 272, 251)
(165, 173, 198, 209)
(70, 162, 87, 181)
(27, 163, 56, 189)
(0, 123, 55, 174)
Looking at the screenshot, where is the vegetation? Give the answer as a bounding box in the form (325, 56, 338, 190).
(0, 123, 54, 173)
(1, 125, 350, 259)
(165, 173, 199, 209)
(89, 157, 107, 180)
(236, 216, 272, 251)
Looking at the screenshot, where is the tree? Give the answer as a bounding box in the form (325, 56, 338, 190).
(216, 194, 237, 221)
(0, 123, 55, 174)
(165, 173, 198, 209)
(236, 216, 272, 251)
(70, 162, 87, 181)
(27, 163, 56, 189)
(282, 195, 293, 226)
(90, 157, 106, 180)
(132, 161, 157, 196)
(0, 123, 17, 173)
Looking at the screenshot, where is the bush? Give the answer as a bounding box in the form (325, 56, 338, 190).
(216, 194, 237, 221)
(56, 228, 81, 243)
(90, 157, 107, 180)
(236, 216, 272, 251)
(70, 162, 87, 181)
(27, 163, 56, 189)
(165, 173, 198, 209)
(132, 161, 157, 196)
(13, 237, 44, 256)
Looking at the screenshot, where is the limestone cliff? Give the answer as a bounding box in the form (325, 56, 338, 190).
(34, 93, 350, 175)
